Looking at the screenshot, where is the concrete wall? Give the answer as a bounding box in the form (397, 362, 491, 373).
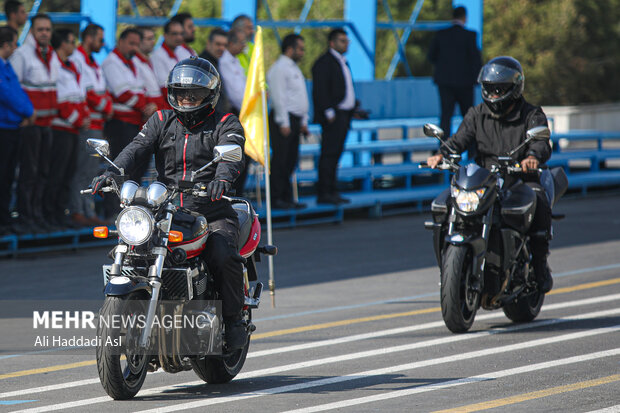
(543, 103, 620, 133)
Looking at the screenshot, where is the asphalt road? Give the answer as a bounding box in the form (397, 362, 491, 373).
(1, 193, 619, 412)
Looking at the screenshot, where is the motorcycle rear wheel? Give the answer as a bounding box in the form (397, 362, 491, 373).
(191, 310, 251, 384)
(96, 292, 149, 400)
(503, 288, 545, 322)
(441, 245, 479, 333)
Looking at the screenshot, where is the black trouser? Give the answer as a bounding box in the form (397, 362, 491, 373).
(526, 182, 552, 266)
(44, 129, 78, 223)
(201, 216, 244, 318)
(0, 128, 20, 226)
(318, 110, 351, 197)
(17, 125, 53, 223)
(269, 112, 302, 203)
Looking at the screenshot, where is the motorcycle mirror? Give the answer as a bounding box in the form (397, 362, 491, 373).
(423, 123, 458, 154)
(87, 138, 110, 157)
(526, 126, 551, 142)
(423, 124, 444, 140)
(508, 126, 551, 157)
(214, 145, 243, 163)
(86, 138, 124, 175)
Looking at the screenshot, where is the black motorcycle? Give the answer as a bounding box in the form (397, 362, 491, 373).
(422, 124, 568, 333)
(83, 139, 276, 399)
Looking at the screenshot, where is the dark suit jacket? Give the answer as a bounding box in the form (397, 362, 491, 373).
(311, 51, 348, 124)
(428, 24, 482, 87)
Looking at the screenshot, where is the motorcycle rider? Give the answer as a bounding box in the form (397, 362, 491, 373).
(91, 57, 248, 350)
(427, 56, 553, 293)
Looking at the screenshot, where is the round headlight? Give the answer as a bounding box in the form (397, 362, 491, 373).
(455, 190, 481, 212)
(116, 206, 154, 245)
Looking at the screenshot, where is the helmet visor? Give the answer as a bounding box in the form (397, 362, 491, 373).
(477, 62, 522, 84)
(169, 87, 215, 109)
(166, 66, 219, 90)
(481, 82, 514, 100)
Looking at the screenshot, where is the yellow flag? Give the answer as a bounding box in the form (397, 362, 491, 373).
(239, 26, 269, 167)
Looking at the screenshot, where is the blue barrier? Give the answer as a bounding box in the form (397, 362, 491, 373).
(2, 127, 620, 253)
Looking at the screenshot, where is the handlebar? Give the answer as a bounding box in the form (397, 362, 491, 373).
(418, 161, 455, 171)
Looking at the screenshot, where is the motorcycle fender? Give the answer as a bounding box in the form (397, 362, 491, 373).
(104, 276, 152, 297)
(444, 233, 486, 258)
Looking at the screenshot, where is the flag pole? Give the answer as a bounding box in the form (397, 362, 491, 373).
(260, 87, 275, 307)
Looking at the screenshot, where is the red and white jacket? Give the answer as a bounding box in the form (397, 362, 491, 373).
(9, 40, 60, 127)
(102, 48, 147, 126)
(150, 43, 179, 93)
(133, 52, 165, 110)
(51, 56, 90, 134)
(175, 43, 197, 60)
(70, 46, 112, 131)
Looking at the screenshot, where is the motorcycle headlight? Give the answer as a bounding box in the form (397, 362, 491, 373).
(452, 187, 486, 212)
(116, 206, 154, 245)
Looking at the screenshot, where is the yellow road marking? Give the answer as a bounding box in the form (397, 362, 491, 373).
(2, 276, 619, 380)
(0, 360, 96, 380)
(548, 277, 620, 295)
(432, 374, 620, 412)
(251, 307, 440, 339)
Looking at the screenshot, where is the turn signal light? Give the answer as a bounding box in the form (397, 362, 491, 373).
(93, 226, 109, 238)
(168, 231, 183, 243)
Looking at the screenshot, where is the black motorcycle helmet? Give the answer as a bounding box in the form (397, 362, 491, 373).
(477, 56, 524, 117)
(166, 56, 221, 128)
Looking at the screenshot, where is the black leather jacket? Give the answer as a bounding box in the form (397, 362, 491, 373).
(111, 109, 245, 220)
(442, 98, 551, 171)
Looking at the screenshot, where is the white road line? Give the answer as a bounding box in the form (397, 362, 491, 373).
(280, 348, 620, 413)
(129, 325, 620, 413)
(2, 293, 619, 401)
(584, 406, 620, 413)
(9, 310, 620, 413)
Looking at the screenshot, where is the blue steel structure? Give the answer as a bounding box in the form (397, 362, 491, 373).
(2, 0, 483, 80)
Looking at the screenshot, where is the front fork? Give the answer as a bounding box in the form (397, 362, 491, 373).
(430, 205, 494, 290)
(138, 206, 175, 348)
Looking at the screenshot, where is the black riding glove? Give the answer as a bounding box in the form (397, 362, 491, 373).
(206, 180, 231, 201)
(90, 171, 113, 194)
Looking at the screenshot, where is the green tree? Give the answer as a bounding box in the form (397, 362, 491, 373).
(483, 0, 620, 105)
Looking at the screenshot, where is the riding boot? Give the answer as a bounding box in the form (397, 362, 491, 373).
(532, 255, 553, 293)
(224, 314, 247, 351)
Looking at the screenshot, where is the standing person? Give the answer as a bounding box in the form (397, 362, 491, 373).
(171, 12, 196, 59)
(150, 20, 184, 102)
(199, 28, 231, 113)
(231, 14, 255, 75)
(311, 28, 356, 205)
(134, 27, 165, 110)
(267, 34, 308, 210)
(48, 28, 90, 229)
(219, 27, 247, 195)
(10, 14, 61, 233)
(0, 26, 33, 235)
(428, 6, 482, 142)
(426, 56, 554, 293)
(69, 23, 112, 227)
(4, 1, 27, 34)
(102, 28, 156, 181)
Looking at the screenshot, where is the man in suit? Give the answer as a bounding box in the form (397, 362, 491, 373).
(428, 6, 482, 142)
(311, 28, 356, 205)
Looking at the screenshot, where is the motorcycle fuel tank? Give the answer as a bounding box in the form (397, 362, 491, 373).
(169, 208, 208, 258)
(500, 182, 537, 232)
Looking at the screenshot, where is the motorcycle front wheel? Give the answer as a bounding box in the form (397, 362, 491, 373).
(441, 245, 479, 333)
(96, 291, 149, 400)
